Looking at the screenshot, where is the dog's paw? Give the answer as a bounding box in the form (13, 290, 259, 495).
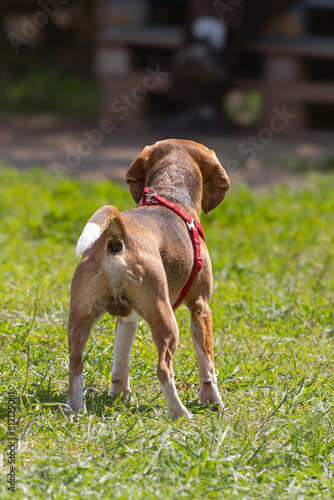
(65, 399, 84, 414)
(167, 404, 192, 421)
(109, 386, 131, 401)
(199, 383, 222, 405)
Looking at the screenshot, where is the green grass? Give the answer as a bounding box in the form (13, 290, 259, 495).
(0, 165, 333, 499)
(0, 72, 98, 117)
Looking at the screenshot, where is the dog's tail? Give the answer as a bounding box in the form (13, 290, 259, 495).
(76, 205, 126, 259)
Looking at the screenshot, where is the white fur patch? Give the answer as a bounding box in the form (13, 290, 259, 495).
(160, 376, 191, 420)
(76, 222, 101, 258)
(193, 339, 216, 382)
(66, 373, 84, 412)
(122, 309, 138, 323)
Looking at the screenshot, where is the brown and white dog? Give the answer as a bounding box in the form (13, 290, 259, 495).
(66, 139, 230, 420)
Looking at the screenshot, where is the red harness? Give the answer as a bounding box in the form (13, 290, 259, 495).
(139, 186, 205, 311)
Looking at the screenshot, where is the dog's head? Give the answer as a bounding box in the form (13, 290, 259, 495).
(126, 139, 230, 214)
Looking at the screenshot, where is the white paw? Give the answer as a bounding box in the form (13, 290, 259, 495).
(65, 398, 84, 414)
(199, 383, 222, 405)
(168, 404, 192, 421)
(109, 383, 131, 400)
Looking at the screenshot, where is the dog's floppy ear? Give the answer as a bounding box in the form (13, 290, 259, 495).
(197, 148, 230, 214)
(125, 145, 153, 203)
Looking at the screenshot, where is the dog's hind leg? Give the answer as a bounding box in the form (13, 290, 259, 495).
(188, 299, 222, 405)
(66, 264, 108, 413)
(66, 310, 99, 413)
(146, 303, 191, 421)
(109, 311, 138, 400)
(66, 301, 106, 413)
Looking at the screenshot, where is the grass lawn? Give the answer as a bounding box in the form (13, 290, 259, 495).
(0, 165, 333, 499)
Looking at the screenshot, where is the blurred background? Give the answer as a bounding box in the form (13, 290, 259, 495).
(1, 0, 334, 182)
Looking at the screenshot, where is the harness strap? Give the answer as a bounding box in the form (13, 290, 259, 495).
(139, 187, 205, 311)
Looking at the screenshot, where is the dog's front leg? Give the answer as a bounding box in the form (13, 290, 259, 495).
(147, 304, 191, 421)
(189, 299, 222, 405)
(109, 311, 138, 400)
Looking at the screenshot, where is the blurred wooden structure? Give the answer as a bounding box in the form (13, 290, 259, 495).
(236, 0, 334, 131)
(0, 0, 96, 76)
(95, 0, 185, 129)
(96, 1, 334, 131)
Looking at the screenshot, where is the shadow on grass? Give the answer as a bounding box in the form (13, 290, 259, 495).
(0, 388, 221, 421)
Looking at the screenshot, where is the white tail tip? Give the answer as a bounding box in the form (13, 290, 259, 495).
(76, 222, 101, 259)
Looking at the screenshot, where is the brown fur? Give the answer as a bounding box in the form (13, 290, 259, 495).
(66, 139, 230, 420)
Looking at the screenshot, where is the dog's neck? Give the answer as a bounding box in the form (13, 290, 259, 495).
(146, 157, 203, 221)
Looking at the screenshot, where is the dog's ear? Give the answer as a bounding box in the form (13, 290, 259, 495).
(197, 147, 230, 214)
(125, 145, 153, 203)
